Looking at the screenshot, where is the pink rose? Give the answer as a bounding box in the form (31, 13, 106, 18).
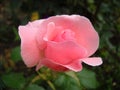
(18, 15, 102, 72)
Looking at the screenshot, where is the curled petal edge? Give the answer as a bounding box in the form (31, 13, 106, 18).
(81, 57, 103, 66)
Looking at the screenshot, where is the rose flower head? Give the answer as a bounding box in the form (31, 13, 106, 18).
(18, 15, 102, 72)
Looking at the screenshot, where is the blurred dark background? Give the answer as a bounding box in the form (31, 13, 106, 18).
(0, 0, 120, 90)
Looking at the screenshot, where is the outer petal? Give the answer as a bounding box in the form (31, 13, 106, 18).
(36, 58, 82, 72)
(71, 15, 99, 57)
(45, 41, 87, 65)
(41, 15, 99, 57)
(18, 20, 43, 67)
(64, 60, 82, 72)
(81, 57, 103, 66)
(36, 58, 68, 71)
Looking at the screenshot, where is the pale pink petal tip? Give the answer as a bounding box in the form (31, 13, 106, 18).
(81, 57, 102, 66)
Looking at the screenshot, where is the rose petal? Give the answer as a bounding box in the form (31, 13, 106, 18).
(36, 58, 68, 71)
(43, 22, 55, 41)
(42, 15, 99, 56)
(45, 41, 87, 65)
(35, 59, 43, 71)
(71, 15, 99, 57)
(64, 60, 82, 72)
(81, 57, 103, 66)
(53, 29, 76, 42)
(18, 20, 43, 67)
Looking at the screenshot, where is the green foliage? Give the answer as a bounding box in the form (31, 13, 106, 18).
(11, 46, 22, 62)
(77, 68, 99, 89)
(0, 77, 6, 90)
(2, 73, 25, 89)
(53, 68, 99, 90)
(54, 73, 82, 90)
(26, 84, 45, 90)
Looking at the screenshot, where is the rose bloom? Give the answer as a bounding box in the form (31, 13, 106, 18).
(18, 15, 102, 72)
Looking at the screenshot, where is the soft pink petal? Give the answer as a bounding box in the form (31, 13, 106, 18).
(81, 57, 103, 66)
(36, 21, 61, 50)
(45, 41, 87, 65)
(35, 60, 43, 71)
(64, 60, 82, 72)
(42, 15, 99, 57)
(53, 29, 76, 42)
(71, 15, 99, 57)
(18, 20, 43, 67)
(43, 22, 55, 41)
(37, 21, 64, 45)
(36, 58, 68, 71)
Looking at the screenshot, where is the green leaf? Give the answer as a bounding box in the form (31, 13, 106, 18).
(0, 77, 6, 89)
(54, 74, 82, 90)
(2, 73, 25, 89)
(11, 46, 22, 62)
(13, 27, 20, 41)
(26, 84, 45, 90)
(77, 68, 99, 89)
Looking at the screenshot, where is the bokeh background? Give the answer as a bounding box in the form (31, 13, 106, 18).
(0, 0, 120, 90)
